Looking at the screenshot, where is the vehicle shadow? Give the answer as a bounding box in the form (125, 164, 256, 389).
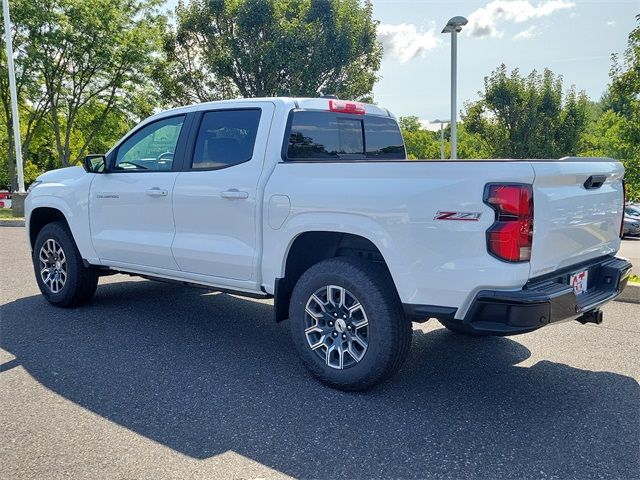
(1, 279, 638, 479)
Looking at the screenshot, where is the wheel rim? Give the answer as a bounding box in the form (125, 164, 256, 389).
(304, 285, 369, 370)
(39, 238, 67, 294)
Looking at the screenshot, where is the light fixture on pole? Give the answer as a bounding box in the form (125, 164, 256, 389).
(442, 16, 467, 160)
(2, 0, 25, 194)
(432, 119, 450, 160)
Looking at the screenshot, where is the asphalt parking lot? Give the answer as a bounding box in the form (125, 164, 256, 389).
(1, 225, 639, 480)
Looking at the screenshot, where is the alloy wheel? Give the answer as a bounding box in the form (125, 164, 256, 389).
(39, 238, 67, 294)
(304, 285, 369, 369)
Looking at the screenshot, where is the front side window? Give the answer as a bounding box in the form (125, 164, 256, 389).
(192, 109, 262, 170)
(115, 116, 185, 171)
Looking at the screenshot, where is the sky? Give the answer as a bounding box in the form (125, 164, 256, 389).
(164, 0, 638, 122)
(372, 0, 638, 121)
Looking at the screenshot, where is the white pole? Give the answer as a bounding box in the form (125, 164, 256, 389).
(2, 0, 25, 193)
(450, 31, 458, 160)
(440, 122, 445, 160)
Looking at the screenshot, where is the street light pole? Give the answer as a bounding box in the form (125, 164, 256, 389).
(442, 16, 467, 160)
(450, 31, 458, 160)
(2, 0, 25, 193)
(440, 120, 445, 160)
(432, 119, 450, 160)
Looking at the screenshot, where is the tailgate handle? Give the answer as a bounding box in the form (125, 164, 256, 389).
(584, 175, 606, 190)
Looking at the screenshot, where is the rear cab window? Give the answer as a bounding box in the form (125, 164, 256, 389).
(285, 110, 406, 161)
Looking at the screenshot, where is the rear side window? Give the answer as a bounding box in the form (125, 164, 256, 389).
(192, 109, 261, 170)
(286, 111, 405, 161)
(364, 116, 406, 159)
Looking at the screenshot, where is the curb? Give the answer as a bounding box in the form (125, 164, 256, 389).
(616, 282, 640, 304)
(0, 219, 25, 227)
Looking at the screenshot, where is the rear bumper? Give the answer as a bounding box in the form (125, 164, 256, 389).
(405, 256, 632, 335)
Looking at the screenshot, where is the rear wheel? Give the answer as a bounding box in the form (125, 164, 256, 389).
(33, 221, 99, 307)
(289, 257, 412, 391)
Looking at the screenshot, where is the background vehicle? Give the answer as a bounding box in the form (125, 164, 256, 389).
(625, 205, 640, 217)
(25, 97, 632, 390)
(623, 205, 640, 237)
(0, 191, 11, 209)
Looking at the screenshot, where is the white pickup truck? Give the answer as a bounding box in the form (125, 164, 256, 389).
(25, 97, 632, 390)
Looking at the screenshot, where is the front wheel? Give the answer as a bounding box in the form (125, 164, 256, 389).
(289, 257, 412, 391)
(33, 221, 99, 307)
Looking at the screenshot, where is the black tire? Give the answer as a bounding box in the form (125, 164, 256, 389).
(33, 221, 99, 307)
(438, 318, 487, 337)
(289, 257, 412, 391)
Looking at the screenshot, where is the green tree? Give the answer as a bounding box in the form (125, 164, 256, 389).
(398, 116, 422, 132)
(399, 118, 488, 160)
(457, 123, 490, 159)
(23, 0, 164, 167)
(577, 15, 639, 200)
(463, 65, 590, 159)
(0, 0, 50, 190)
(155, 0, 382, 107)
(606, 14, 639, 200)
(402, 129, 440, 159)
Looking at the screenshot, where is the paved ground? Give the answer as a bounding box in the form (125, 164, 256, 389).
(1, 225, 639, 480)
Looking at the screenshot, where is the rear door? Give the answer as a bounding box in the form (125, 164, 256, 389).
(171, 102, 275, 281)
(90, 114, 190, 270)
(529, 159, 625, 277)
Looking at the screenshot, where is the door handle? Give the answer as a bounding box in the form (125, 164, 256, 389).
(146, 188, 168, 197)
(221, 189, 249, 200)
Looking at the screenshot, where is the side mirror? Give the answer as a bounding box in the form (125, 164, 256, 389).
(83, 154, 106, 173)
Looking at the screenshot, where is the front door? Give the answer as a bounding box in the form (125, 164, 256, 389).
(90, 114, 188, 271)
(171, 103, 274, 281)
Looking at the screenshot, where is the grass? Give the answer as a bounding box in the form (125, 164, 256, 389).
(0, 208, 22, 220)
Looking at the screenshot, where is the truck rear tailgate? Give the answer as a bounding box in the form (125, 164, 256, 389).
(529, 158, 625, 278)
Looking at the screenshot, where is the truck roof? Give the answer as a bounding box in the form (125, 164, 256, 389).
(148, 97, 394, 123)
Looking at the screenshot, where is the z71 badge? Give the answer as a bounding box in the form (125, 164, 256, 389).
(434, 211, 482, 221)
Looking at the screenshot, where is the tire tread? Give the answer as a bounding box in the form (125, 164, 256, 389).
(289, 256, 412, 391)
(33, 221, 98, 307)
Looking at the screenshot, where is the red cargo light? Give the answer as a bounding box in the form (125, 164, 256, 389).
(484, 184, 533, 262)
(329, 100, 365, 115)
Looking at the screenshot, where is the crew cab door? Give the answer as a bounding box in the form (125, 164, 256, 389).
(89, 114, 191, 270)
(171, 103, 274, 281)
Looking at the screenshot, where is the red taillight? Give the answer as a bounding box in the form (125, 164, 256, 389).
(329, 100, 365, 115)
(484, 184, 533, 262)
